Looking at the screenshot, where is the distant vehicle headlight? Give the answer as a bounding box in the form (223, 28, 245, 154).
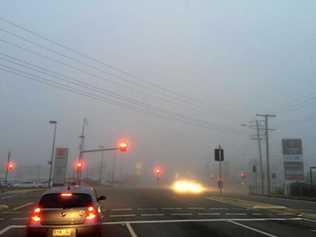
(172, 180, 205, 194)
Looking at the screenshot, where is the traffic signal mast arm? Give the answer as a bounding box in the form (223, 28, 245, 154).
(80, 141, 128, 155)
(80, 147, 118, 155)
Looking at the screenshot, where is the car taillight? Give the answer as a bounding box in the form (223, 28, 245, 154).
(30, 207, 41, 225)
(85, 206, 98, 223)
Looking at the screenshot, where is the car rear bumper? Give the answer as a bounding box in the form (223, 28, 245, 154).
(26, 224, 101, 237)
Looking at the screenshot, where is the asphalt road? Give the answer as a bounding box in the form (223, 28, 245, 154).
(0, 186, 316, 236)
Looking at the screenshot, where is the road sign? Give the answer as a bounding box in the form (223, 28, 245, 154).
(214, 148, 224, 162)
(53, 148, 69, 186)
(282, 139, 304, 181)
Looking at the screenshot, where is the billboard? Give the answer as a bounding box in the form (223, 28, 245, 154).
(282, 139, 304, 181)
(53, 148, 69, 186)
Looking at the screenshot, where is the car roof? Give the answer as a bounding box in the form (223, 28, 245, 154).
(42, 185, 95, 196)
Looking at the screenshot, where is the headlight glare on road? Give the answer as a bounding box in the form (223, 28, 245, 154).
(172, 180, 204, 194)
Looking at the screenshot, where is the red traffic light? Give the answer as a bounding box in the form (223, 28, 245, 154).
(74, 160, 85, 170)
(118, 141, 128, 152)
(153, 166, 163, 176)
(6, 161, 15, 171)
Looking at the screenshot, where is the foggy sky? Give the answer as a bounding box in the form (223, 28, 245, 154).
(0, 1, 316, 180)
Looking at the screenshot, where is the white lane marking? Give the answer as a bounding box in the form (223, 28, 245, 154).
(13, 202, 34, 211)
(141, 213, 165, 217)
(2, 211, 20, 214)
(1, 195, 15, 200)
(161, 207, 182, 210)
(170, 213, 193, 216)
(0, 218, 4, 221)
(209, 207, 228, 210)
(188, 207, 205, 210)
(11, 217, 27, 221)
(311, 230, 316, 232)
(198, 213, 220, 216)
(137, 208, 158, 211)
(226, 213, 247, 216)
(109, 214, 136, 218)
(277, 213, 292, 216)
(112, 208, 133, 211)
(229, 220, 278, 237)
(252, 213, 263, 215)
(126, 222, 138, 237)
(0, 225, 25, 236)
(103, 217, 303, 225)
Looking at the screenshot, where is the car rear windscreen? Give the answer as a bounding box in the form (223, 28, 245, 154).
(39, 193, 92, 208)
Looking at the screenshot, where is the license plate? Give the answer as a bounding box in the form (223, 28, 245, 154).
(52, 228, 74, 236)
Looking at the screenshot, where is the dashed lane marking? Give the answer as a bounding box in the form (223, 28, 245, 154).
(137, 208, 158, 211)
(226, 213, 247, 216)
(170, 213, 193, 216)
(13, 202, 34, 211)
(187, 207, 205, 210)
(229, 220, 278, 237)
(161, 207, 182, 210)
(198, 213, 220, 216)
(209, 207, 228, 210)
(11, 217, 27, 221)
(109, 214, 136, 218)
(112, 208, 133, 211)
(2, 211, 20, 214)
(126, 223, 138, 237)
(141, 213, 165, 217)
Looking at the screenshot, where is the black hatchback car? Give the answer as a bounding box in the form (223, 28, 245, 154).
(26, 185, 106, 237)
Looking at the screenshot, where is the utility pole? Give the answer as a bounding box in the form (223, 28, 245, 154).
(4, 151, 11, 186)
(255, 120, 265, 194)
(78, 118, 88, 184)
(257, 114, 276, 195)
(48, 120, 57, 188)
(99, 145, 105, 184)
(241, 121, 265, 194)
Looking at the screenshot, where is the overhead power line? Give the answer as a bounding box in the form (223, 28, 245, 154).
(0, 37, 205, 115)
(0, 62, 241, 134)
(0, 17, 203, 107)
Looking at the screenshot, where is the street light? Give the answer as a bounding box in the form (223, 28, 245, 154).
(48, 120, 57, 188)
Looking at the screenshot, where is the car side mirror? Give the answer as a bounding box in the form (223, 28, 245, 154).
(97, 195, 106, 201)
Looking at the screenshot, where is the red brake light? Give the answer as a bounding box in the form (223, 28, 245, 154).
(85, 206, 97, 222)
(30, 207, 41, 225)
(61, 192, 72, 197)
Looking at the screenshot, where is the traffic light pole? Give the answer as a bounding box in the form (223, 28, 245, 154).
(219, 160, 222, 194)
(4, 151, 11, 186)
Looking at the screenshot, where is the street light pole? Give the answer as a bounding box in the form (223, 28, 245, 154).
(48, 120, 57, 188)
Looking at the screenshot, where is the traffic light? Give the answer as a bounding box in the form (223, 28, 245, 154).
(240, 171, 247, 178)
(118, 141, 128, 152)
(6, 161, 15, 171)
(214, 148, 224, 162)
(153, 166, 162, 176)
(74, 160, 85, 170)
